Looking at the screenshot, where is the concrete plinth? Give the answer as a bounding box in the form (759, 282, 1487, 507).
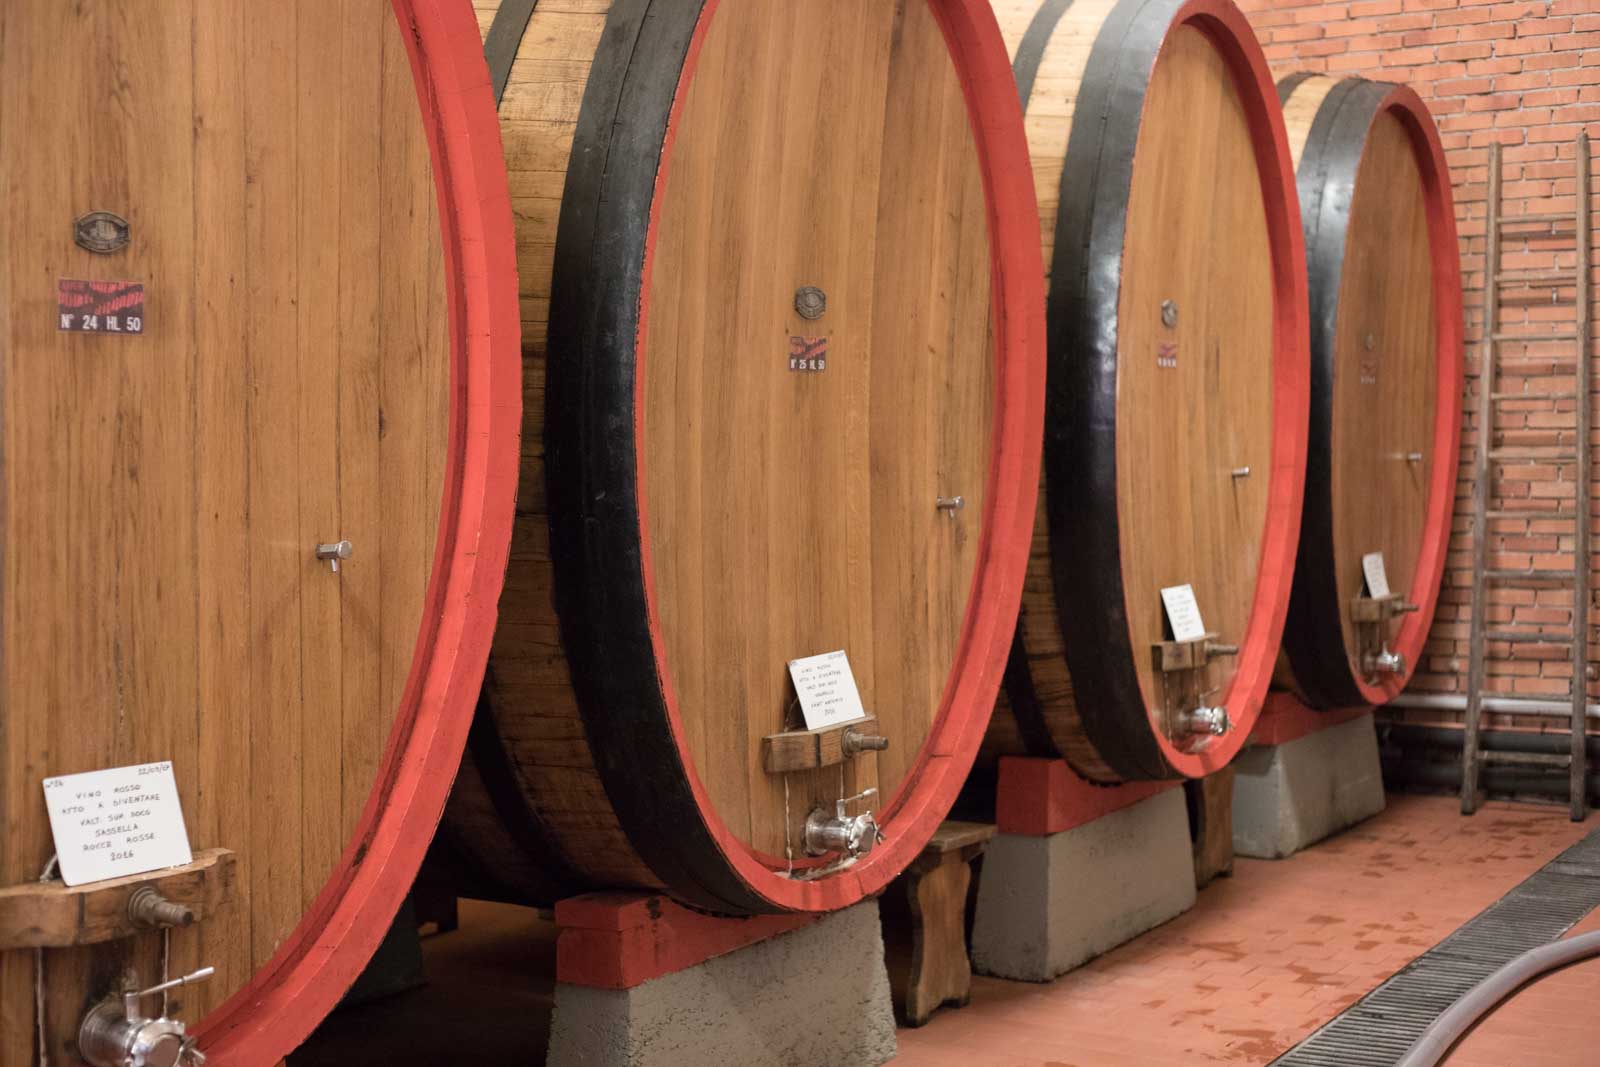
(970, 787, 1196, 982)
(547, 898, 896, 1067)
(1232, 710, 1385, 859)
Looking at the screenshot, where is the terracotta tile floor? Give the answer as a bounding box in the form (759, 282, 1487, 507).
(893, 793, 1599, 1067)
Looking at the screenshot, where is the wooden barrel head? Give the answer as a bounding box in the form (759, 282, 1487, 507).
(0, 4, 518, 1063)
(1277, 75, 1463, 709)
(454, 0, 1044, 915)
(995, 0, 1309, 781)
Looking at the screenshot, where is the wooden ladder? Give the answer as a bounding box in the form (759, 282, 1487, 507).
(1462, 134, 1594, 822)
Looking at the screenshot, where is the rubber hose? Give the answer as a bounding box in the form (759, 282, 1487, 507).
(1397, 929, 1600, 1066)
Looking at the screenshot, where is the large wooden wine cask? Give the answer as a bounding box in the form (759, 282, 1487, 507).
(980, 0, 1310, 783)
(1275, 74, 1463, 709)
(0, 3, 518, 1065)
(435, 0, 1045, 916)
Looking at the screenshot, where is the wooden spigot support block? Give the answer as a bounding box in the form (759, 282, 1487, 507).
(763, 715, 879, 774)
(1152, 632, 1222, 673)
(0, 847, 236, 949)
(1349, 592, 1415, 624)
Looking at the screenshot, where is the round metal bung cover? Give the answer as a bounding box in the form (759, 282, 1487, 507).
(140, 1031, 185, 1067)
(794, 285, 827, 320)
(74, 211, 131, 255)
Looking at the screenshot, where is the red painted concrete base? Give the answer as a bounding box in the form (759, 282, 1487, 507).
(995, 757, 1178, 837)
(553, 892, 816, 991)
(1251, 692, 1372, 747)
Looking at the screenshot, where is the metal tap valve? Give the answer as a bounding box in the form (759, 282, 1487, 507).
(1180, 705, 1231, 737)
(127, 887, 194, 930)
(841, 727, 890, 757)
(79, 967, 214, 1067)
(1364, 647, 1406, 676)
(804, 788, 885, 858)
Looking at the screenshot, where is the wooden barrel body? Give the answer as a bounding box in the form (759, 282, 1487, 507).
(0, 3, 518, 1064)
(437, 0, 1045, 916)
(1275, 75, 1463, 709)
(981, 0, 1309, 783)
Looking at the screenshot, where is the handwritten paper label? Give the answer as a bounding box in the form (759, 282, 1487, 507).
(788, 650, 867, 731)
(1362, 552, 1391, 599)
(42, 762, 193, 887)
(1160, 584, 1207, 643)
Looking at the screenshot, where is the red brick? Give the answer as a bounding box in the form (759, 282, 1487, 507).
(1379, 12, 1436, 29)
(1467, 91, 1523, 111)
(1295, 39, 1351, 56)
(1326, 52, 1381, 71)
(1521, 52, 1583, 71)
(1403, 27, 1459, 45)
(1551, 103, 1600, 122)
(1467, 56, 1524, 74)
(1514, 15, 1576, 36)
(1522, 88, 1582, 107)
(1554, 68, 1600, 88)
(1458, 21, 1517, 40)
(1346, 30, 1406, 49)
(1439, 41, 1493, 59)
(1438, 6, 1495, 25)
(1322, 17, 1382, 36)
(1436, 76, 1496, 95)
(1549, 31, 1600, 49)
(1494, 35, 1554, 55)
(1495, 70, 1552, 91)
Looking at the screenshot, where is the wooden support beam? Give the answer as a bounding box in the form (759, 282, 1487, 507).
(762, 715, 885, 774)
(0, 848, 236, 949)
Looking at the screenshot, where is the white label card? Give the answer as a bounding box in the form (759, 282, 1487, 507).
(1160, 584, 1208, 643)
(1362, 552, 1391, 599)
(42, 762, 193, 887)
(788, 650, 868, 732)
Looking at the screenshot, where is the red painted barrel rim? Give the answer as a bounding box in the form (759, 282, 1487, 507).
(195, 2, 520, 1061)
(1157, 0, 1309, 777)
(630, 0, 1046, 911)
(1356, 84, 1463, 706)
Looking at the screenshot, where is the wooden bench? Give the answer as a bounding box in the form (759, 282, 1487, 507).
(884, 820, 995, 1026)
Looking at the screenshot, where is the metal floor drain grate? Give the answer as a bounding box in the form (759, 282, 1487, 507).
(1270, 828, 1600, 1066)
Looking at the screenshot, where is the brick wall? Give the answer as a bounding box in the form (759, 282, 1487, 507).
(1236, 0, 1599, 722)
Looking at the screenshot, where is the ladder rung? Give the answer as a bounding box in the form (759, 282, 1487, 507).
(1491, 332, 1580, 342)
(1500, 213, 1572, 226)
(1497, 355, 1581, 367)
(1484, 569, 1578, 583)
(1496, 270, 1579, 285)
(1488, 449, 1579, 461)
(1474, 690, 1576, 703)
(1479, 750, 1574, 768)
(1490, 390, 1578, 401)
(1486, 509, 1580, 520)
(1481, 630, 1574, 645)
